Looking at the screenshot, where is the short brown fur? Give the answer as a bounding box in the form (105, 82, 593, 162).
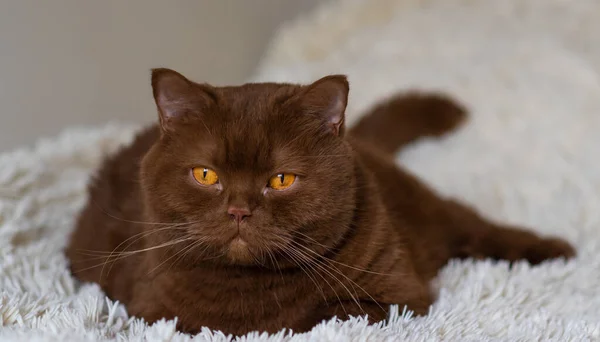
(66, 69, 574, 336)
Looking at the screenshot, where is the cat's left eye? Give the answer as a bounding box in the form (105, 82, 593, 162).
(268, 173, 296, 190)
(192, 167, 219, 186)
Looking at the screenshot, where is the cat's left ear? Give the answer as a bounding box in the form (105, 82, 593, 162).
(298, 75, 349, 137)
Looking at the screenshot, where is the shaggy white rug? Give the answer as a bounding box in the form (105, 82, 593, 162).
(2, 0, 600, 341)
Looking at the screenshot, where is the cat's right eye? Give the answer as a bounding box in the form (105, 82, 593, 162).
(192, 167, 219, 186)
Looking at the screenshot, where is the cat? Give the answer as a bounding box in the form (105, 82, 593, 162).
(66, 68, 575, 336)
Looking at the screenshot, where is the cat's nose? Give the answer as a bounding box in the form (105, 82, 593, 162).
(227, 206, 252, 224)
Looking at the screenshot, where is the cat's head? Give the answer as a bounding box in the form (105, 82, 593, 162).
(140, 68, 357, 267)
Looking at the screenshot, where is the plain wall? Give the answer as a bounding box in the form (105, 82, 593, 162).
(0, 0, 320, 151)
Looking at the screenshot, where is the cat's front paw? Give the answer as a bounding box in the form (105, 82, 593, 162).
(523, 237, 575, 265)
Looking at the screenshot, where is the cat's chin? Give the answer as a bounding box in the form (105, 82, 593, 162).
(226, 237, 255, 265)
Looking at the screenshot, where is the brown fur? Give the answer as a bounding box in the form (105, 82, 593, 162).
(66, 69, 575, 336)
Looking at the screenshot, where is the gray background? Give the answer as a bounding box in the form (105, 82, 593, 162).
(0, 0, 321, 151)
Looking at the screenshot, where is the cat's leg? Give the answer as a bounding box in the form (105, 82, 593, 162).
(406, 197, 576, 279)
(448, 199, 576, 264)
(363, 152, 576, 280)
(349, 92, 468, 154)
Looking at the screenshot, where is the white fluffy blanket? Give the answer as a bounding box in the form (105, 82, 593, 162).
(2, 0, 599, 340)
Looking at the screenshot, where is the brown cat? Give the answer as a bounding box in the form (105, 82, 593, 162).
(66, 68, 575, 336)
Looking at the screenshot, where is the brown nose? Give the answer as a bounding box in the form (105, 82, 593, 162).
(227, 206, 252, 224)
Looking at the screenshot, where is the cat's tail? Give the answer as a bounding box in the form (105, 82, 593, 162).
(349, 92, 468, 154)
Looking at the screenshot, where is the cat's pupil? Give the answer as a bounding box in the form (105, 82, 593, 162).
(279, 174, 284, 184)
(203, 169, 208, 179)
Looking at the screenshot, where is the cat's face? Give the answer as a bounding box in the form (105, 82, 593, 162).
(141, 69, 356, 266)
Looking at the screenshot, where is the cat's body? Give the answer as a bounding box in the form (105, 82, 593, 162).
(67, 70, 574, 336)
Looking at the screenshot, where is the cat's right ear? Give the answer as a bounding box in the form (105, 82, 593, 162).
(151, 68, 215, 132)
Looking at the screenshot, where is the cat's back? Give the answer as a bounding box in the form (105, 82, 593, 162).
(66, 125, 160, 293)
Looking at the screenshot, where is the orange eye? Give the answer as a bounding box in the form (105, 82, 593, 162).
(192, 167, 219, 186)
(268, 173, 296, 190)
